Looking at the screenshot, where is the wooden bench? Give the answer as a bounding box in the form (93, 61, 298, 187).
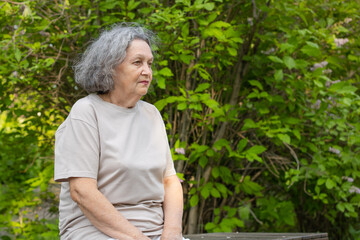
(184, 232, 328, 240)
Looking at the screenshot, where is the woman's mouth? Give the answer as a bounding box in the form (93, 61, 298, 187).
(139, 80, 149, 85)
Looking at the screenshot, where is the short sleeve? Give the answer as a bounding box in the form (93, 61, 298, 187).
(54, 116, 100, 182)
(153, 106, 176, 178)
(164, 142, 176, 177)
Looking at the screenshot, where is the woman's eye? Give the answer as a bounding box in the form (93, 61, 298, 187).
(134, 61, 141, 65)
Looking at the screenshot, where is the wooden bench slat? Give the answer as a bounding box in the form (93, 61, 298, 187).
(184, 232, 328, 240)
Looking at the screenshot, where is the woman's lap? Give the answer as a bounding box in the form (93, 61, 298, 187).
(108, 237, 189, 240)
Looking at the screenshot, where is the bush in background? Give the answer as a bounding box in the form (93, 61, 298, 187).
(0, 0, 359, 239)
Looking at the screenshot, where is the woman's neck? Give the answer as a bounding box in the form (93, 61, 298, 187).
(99, 91, 140, 108)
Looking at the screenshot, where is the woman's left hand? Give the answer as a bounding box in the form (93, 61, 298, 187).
(161, 175, 184, 240)
(160, 230, 183, 240)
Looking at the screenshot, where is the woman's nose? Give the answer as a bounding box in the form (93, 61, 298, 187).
(141, 64, 152, 75)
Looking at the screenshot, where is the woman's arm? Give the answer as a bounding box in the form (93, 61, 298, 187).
(69, 177, 151, 240)
(161, 175, 184, 240)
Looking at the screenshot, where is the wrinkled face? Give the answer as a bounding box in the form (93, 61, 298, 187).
(113, 39, 153, 98)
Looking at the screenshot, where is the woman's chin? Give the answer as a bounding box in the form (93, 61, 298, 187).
(137, 88, 149, 96)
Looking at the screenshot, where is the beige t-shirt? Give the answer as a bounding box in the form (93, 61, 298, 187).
(54, 94, 176, 239)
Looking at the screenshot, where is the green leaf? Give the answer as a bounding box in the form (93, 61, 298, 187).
(242, 119, 257, 130)
(227, 47, 237, 56)
(325, 178, 336, 189)
(195, 83, 210, 92)
(154, 99, 167, 111)
(237, 139, 247, 152)
(213, 139, 230, 151)
(190, 195, 199, 207)
(215, 182, 227, 195)
(326, 56, 343, 69)
(179, 54, 194, 64)
(181, 22, 190, 38)
(219, 166, 232, 181)
(280, 43, 295, 53)
(189, 103, 202, 111)
(212, 167, 220, 178)
(44, 58, 55, 67)
(348, 54, 360, 62)
(245, 153, 262, 163)
(301, 45, 321, 57)
(337, 26, 349, 33)
(233, 218, 245, 228)
(329, 82, 357, 95)
(274, 69, 283, 82)
(198, 68, 212, 80)
(174, 139, 180, 149)
(284, 117, 301, 124)
(306, 41, 319, 49)
(15, 48, 21, 62)
(190, 143, 209, 153)
(277, 134, 291, 144)
(157, 76, 166, 89)
(201, 187, 210, 199)
(336, 202, 345, 212)
(231, 37, 243, 43)
(314, 79, 323, 88)
(199, 156, 208, 168)
(342, 98, 352, 106)
(248, 80, 263, 90)
(268, 56, 283, 64)
(176, 173, 185, 181)
(211, 188, 221, 198)
(203, 28, 225, 40)
(344, 203, 355, 212)
(209, 21, 231, 28)
(293, 129, 301, 140)
(127, 12, 135, 19)
(203, 2, 215, 11)
(241, 177, 263, 195)
(127, 0, 141, 11)
(99, 0, 119, 10)
(205, 222, 216, 231)
(203, 98, 219, 109)
(246, 145, 267, 155)
(158, 67, 173, 77)
(238, 205, 250, 220)
(165, 96, 179, 103)
(283, 56, 296, 69)
(189, 188, 197, 195)
(177, 102, 188, 110)
(206, 149, 215, 157)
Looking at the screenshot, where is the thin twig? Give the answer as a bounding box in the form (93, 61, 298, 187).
(249, 206, 263, 225)
(1, 0, 26, 5)
(251, 0, 258, 19)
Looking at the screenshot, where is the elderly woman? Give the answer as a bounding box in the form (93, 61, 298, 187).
(54, 23, 185, 240)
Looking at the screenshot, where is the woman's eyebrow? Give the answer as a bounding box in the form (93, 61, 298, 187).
(130, 54, 153, 60)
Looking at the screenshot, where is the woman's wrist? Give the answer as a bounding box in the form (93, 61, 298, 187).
(161, 226, 182, 240)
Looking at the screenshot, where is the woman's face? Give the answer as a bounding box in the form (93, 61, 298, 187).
(113, 39, 153, 99)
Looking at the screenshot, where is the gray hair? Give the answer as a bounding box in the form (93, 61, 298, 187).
(73, 23, 157, 93)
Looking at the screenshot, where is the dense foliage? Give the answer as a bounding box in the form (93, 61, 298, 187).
(1, 0, 359, 239)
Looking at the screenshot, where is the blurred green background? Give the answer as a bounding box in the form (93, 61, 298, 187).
(0, 0, 359, 239)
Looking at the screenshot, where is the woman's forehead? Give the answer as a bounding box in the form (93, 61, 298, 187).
(126, 40, 153, 58)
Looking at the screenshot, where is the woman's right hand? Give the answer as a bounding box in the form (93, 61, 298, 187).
(69, 177, 151, 240)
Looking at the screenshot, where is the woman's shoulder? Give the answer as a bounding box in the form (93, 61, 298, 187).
(60, 95, 99, 129)
(56, 95, 99, 135)
(70, 95, 97, 118)
(139, 100, 161, 115)
(71, 94, 95, 110)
